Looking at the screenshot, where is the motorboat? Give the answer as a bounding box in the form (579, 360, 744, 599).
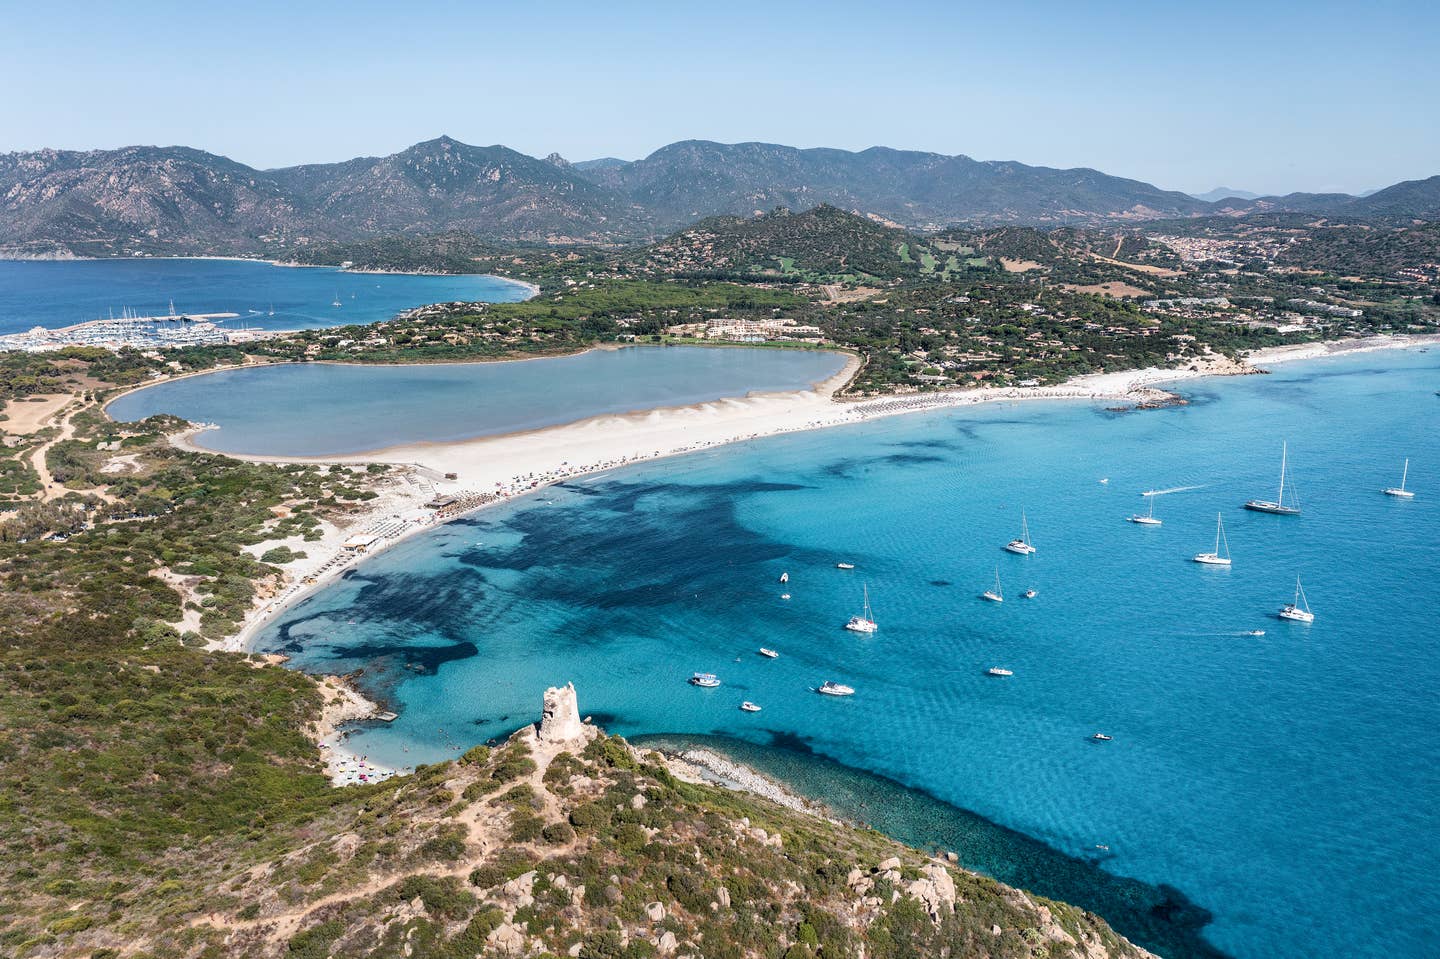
(1091, 733, 1113, 742)
(817, 681, 855, 697)
(689, 672, 721, 688)
(740, 701, 762, 712)
(758, 647, 779, 659)
(1023, 589, 1037, 599)
(987, 667, 1014, 677)
(836, 562, 855, 570)
(779, 571, 790, 583)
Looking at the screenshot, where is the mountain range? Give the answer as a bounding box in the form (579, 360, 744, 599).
(1, 136, 1436, 256)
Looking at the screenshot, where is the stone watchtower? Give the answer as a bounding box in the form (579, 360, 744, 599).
(537, 682, 586, 744)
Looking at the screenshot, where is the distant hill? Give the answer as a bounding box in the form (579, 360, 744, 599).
(1191, 187, 1260, 202)
(1, 137, 1436, 257)
(635, 204, 930, 281)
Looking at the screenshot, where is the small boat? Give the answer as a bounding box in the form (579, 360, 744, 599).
(1382, 458, 1415, 498)
(987, 667, 1013, 677)
(740, 701, 762, 712)
(1278, 576, 1315, 623)
(689, 672, 721, 688)
(1100, 478, 1109, 485)
(1023, 589, 1037, 599)
(1245, 629, 1266, 636)
(331, 291, 342, 308)
(1004, 511, 1037, 555)
(845, 584, 878, 633)
(779, 571, 789, 583)
(1245, 442, 1302, 515)
(758, 647, 779, 659)
(836, 562, 856, 570)
(1128, 494, 1162, 526)
(780, 593, 791, 600)
(817, 681, 855, 697)
(981, 568, 1003, 603)
(1193, 512, 1232, 566)
(1091, 733, 1113, 742)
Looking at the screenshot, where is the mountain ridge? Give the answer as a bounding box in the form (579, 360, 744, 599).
(2, 137, 1437, 256)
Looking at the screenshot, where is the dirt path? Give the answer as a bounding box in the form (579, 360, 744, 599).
(28, 399, 117, 503)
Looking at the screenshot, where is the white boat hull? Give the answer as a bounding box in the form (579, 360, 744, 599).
(1128, 516, 1162, 526)
(1279, 607, 1315, 623)
(1245, 500, 1300, 515)
(1004, 542, 1035, 555)
(1382, 488, 1415, 498)
(1193, 553, 1232, 566)
(981, 591, 1003, 603)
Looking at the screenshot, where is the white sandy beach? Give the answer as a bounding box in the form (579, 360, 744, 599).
(201, 332, 1440, 663)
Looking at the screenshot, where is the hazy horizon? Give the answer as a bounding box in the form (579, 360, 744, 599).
(3, 0, 1436, 196)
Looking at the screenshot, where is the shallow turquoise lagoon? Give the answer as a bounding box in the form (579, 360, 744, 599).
(106, 346, 848, 455)
(259, 349, 1440, 958)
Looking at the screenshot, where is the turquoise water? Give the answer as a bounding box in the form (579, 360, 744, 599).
(258, 349, 1440, 958)
(0, 258, 530, 335)
(106, 346, 847, 456)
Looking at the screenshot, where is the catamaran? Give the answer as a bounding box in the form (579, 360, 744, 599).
(1246, 442, 1302, 515)
(1004, 511, 1037, 554)
(817, 681, 855, 696)
(982, 568, 1003, 603)
(1193, 512, 1232, 566)
(1278, 576, 1315, 623)
(1127, 494, 1162, 526)
(1382, 459, 1415, 498)
(845, 584, 878, 633)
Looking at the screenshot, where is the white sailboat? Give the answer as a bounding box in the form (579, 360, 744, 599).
(844, 584, 878, 633)
(1382, 459, 1415, 498)
(1193, 512, 1232, 566)
(1127, 494, 1162, 526)
(1246, 442, 1301, 515)
(1278, 576, 1315, 623)
(331, 291, 343, 308)
(1004, 511, 1037, 554)
(982, 568, 1003, 603)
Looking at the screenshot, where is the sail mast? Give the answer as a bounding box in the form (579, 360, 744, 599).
(1278, 442, 1287, 507)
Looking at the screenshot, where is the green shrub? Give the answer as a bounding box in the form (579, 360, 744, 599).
(541, 821, 575, 844)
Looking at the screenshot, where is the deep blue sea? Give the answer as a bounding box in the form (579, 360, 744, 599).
(0, 258, 530, 335)
(258, 349, 1440, 959)
(106, 346, 848, 455)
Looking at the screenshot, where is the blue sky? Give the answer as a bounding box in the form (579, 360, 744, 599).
(2, 0, 1435, 195)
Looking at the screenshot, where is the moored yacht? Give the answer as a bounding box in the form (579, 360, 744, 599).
(1278, 576, 1315, 623)
(689, 672, 721, 688)
(1004, 511, 1037, 554)
(1382, 458, 1415, 498)
(836, 562, 855, 570)
(1091, 733, 1113, 742)
(986, 667, 1013, 677)
(740, 701, 762, 712)
(817, 681, 855, 696)
(1245, 442, 1302, 515)
(758, 647, 779, 659)
(1193, 512, 1233, 566)
(1127, 494, 1162, 526)
(844, 584, 878, 633)
(981, 568, 1003, 603)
